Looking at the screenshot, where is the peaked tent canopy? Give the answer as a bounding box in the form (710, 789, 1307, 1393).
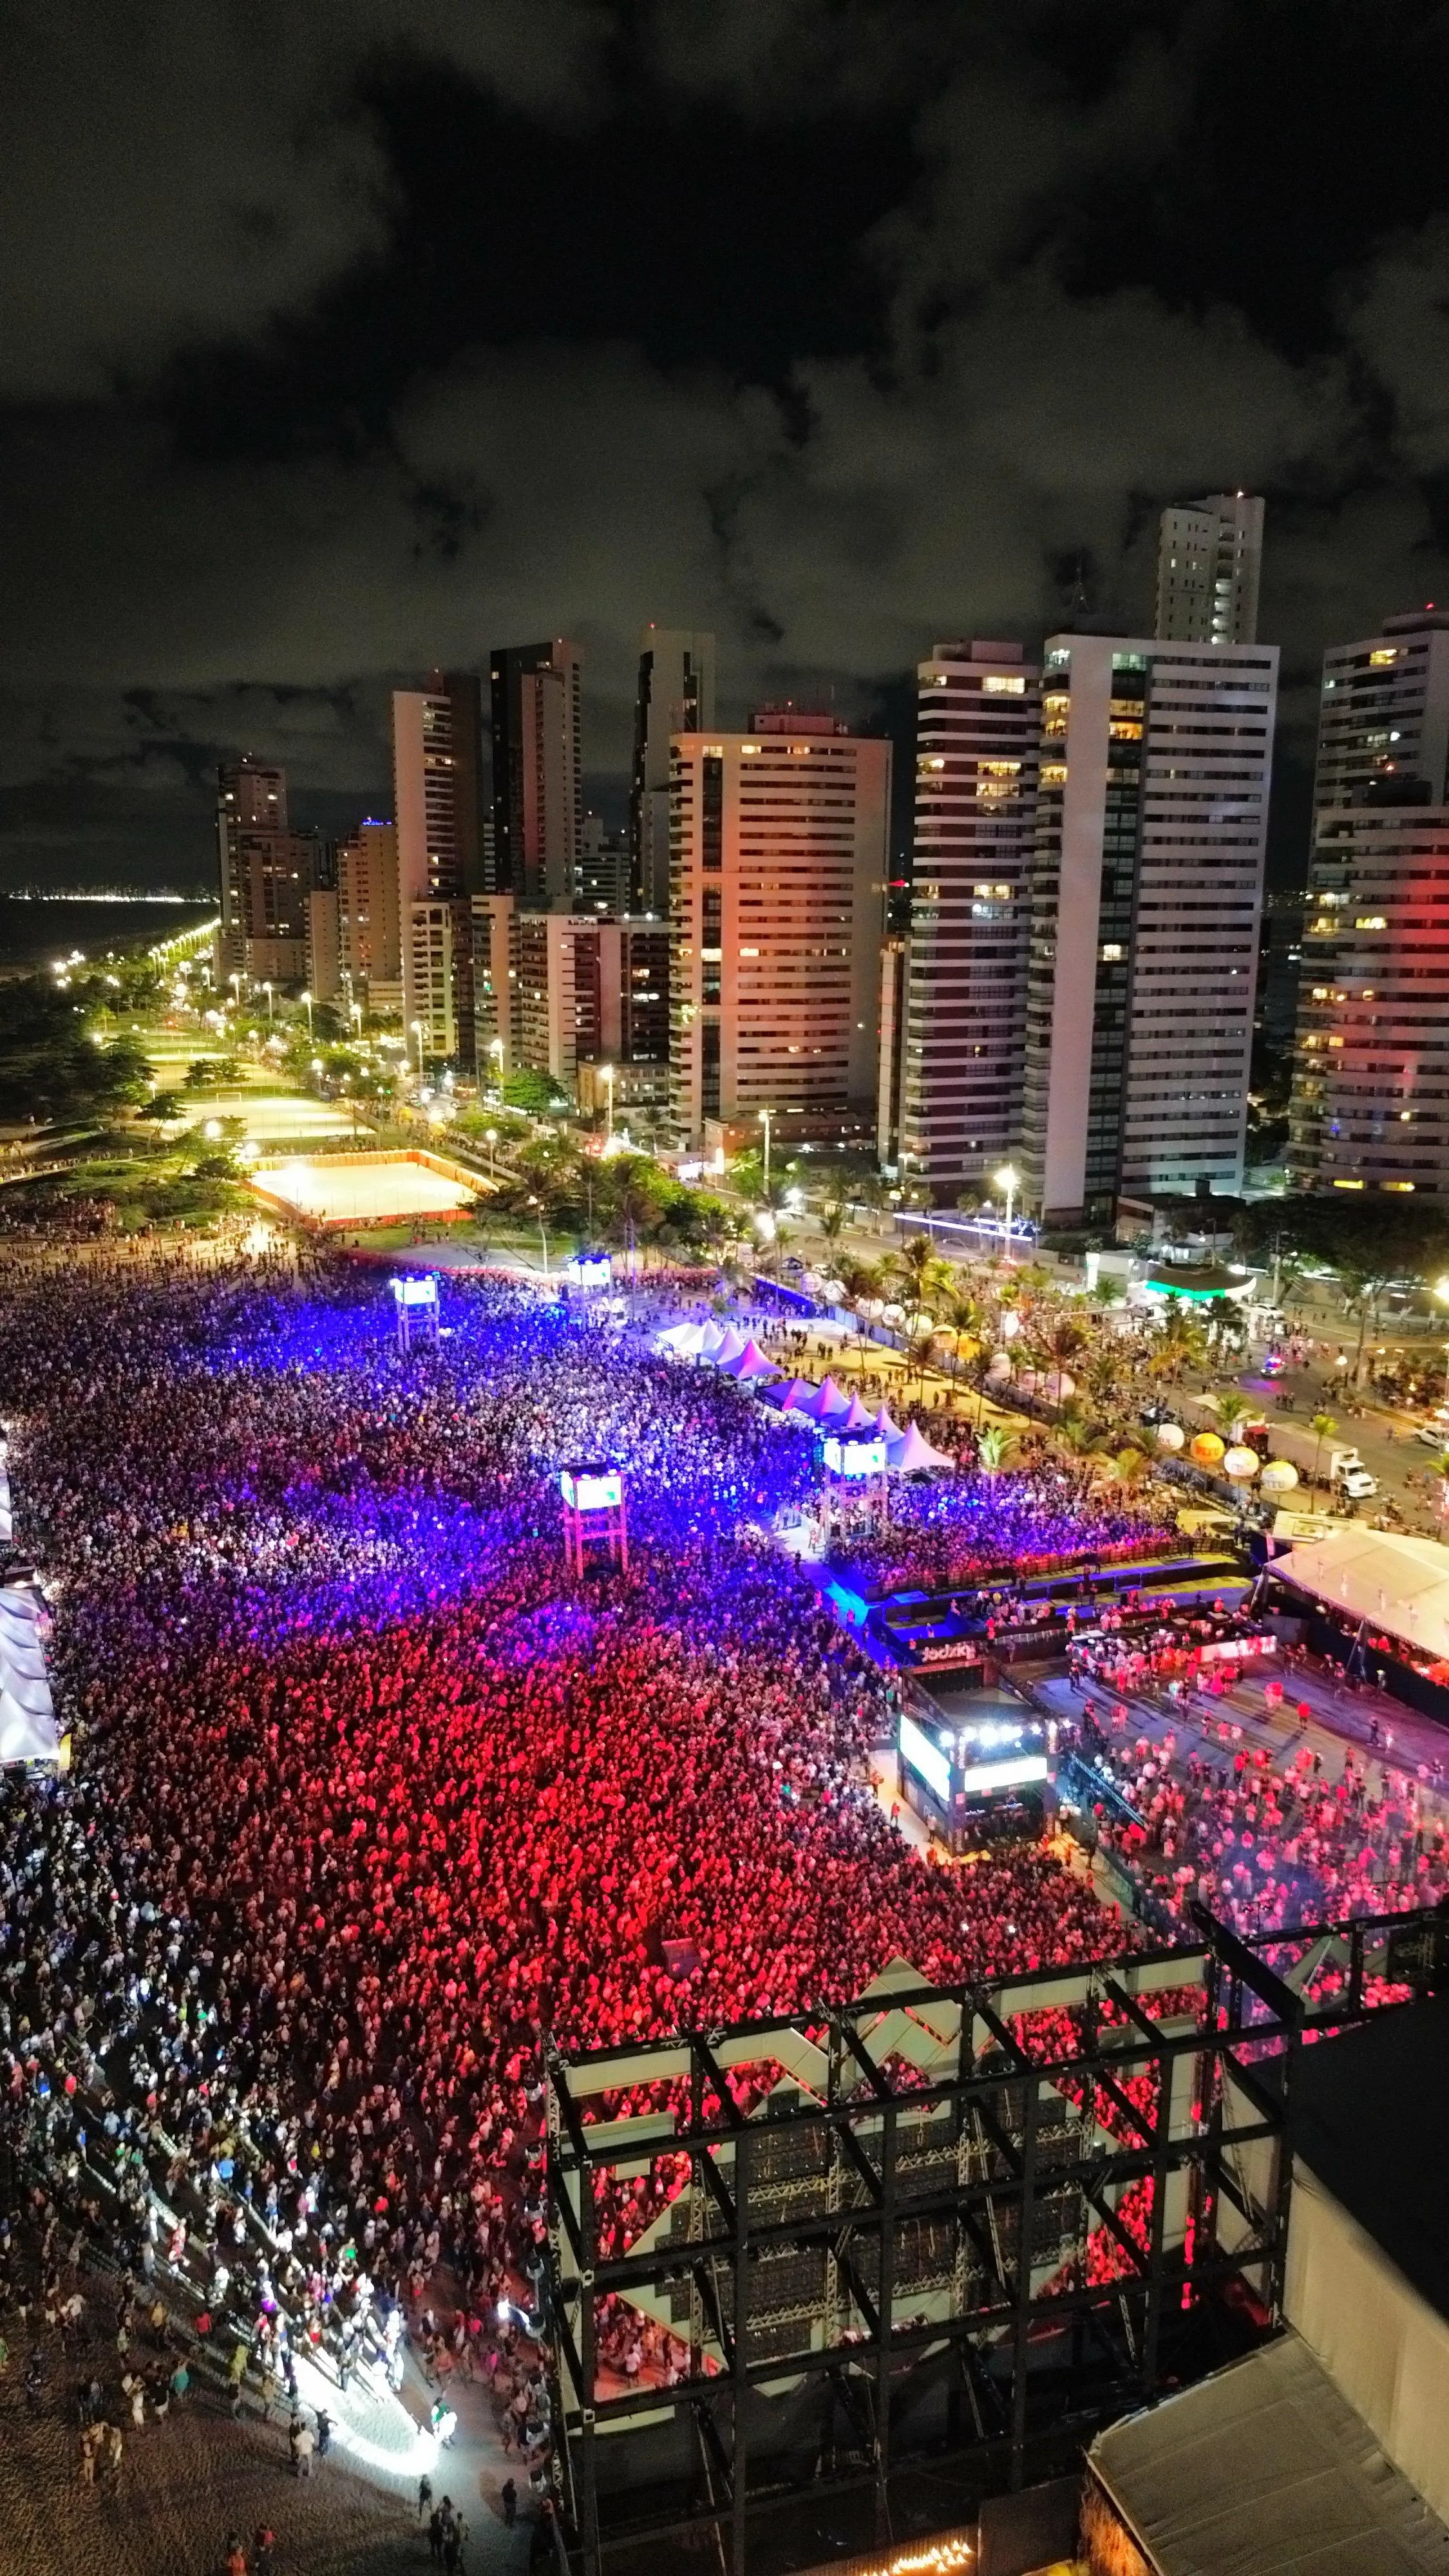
(775, 1378, 819, 1412)
(887, 1421, 957, 1473)
(837, 1392, 875, 1432)
(874, 1405, 904, 1444)
(721, 1339, 777, 1381)
(708, 1325, 748, 1369)
(696, 1320, 728, 1359)
(806, 1374, 849, 1420)
(656, 1320, 706, 1355)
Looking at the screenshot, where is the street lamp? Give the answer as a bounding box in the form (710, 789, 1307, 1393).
(994, 1164, 1019, 1262)
(228, 971, 242, 1011)
(485, 1126, 498, 1180)
(528, 1195, 549, 1281)
(600, 1062, 615, 1139)
(759, 1104, 773, 1196)
(411, 1018, 426, 1080)
(301, 988, 313, 1041)
(261, 980, 273, 1023)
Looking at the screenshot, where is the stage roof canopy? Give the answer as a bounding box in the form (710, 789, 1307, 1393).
(1089, 2330, 1449, 2574)
(1274, 1526, 1449, 1658)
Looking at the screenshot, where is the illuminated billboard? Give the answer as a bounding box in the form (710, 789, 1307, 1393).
(899, 1714, 952, 1804)
(560, 1469, 623, 1512)
(390, 1276, 439, 1307)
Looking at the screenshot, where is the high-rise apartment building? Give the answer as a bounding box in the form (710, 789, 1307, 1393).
(392, 675, 484, 1066)
(894, 640, 1041, 1195)
(472, 897, 668, 1104)
(1155, 493, 1264, 646)
(668, 711, 890, 1150)
(336, 819, 401, 998)
(1314, 609, 1449, 810)
(1020, 634, 1278, 1227)
(1288, 800, 1449, 1197)
(576, 813, 632, 917)
(630, 627, 715, 916)
(489, 638, 583, 906)
(215, 757, 316, 984)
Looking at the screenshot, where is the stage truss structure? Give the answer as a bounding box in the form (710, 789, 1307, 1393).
(545, 1900, 1449, 2576)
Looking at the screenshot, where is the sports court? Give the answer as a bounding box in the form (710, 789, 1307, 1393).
(251, 1150, 486, 1229)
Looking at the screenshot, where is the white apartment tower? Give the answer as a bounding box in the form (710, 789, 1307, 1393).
(896, 641, 1040, 1194)
(392, 676, 484, 1066)
(668, 712, 890, 1149)
(1156, 493, 1265, 646)
(1314, 609, 1449, 810)
(1021, 634, 1278, 1228)
(630, 627, 715, 917)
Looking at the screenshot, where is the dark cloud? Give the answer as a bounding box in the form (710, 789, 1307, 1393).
(5, 0, 1449, 889)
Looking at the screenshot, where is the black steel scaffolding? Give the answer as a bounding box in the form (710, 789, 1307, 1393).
(544, 1902, 1449, 2576)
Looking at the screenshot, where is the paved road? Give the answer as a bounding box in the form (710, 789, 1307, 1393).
(1185, 1360, 1449, 1537)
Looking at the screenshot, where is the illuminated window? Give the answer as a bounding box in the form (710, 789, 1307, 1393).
(1040, 761, 1067, 786)
(1101, 943, 1122, 961)
(983, 674, 1026, 694)
(1333, 1178, 1365, 1189)
(1383, 1180, 1416, 1191)
(1355, 916, 1387, 929)
(1109, 719, 1143, 741)
(1369, 647, 1399, 665)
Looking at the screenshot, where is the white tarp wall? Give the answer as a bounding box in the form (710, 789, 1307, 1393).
(0, 1584, 59, 1765)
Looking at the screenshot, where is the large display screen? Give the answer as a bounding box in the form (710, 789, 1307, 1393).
(957, 1753, 1049, 1795)
(823, 1436, 887, 1479)
(392, 1276, 438, 1307)
(899, 1713, 952, 1804)
(560, 1469, 623, 1511)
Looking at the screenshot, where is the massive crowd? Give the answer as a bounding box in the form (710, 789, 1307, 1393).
(0, 1252, 1128, 2519)
(843, 1466, 1177, 1595)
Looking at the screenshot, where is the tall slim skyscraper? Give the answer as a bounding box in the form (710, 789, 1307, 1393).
(1289, 798, 1449, 1198)
(668, 711, 890, 1150)
(215, 757, 315, 984)
(392, 674, 484, 1066)
(629, 627, 715, 916)
(895, 640, 1041, 1195)
(1314, 608, 1449, 810)
(336, 819, 401, 995)
(1020, 633, 1278, 1227)
(489, 638, 583, 906)
(1155, 493, 1265, 645)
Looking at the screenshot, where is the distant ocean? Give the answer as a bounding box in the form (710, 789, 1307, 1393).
(0, 896, 216, 979)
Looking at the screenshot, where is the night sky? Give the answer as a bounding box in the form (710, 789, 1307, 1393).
(5, 0, 1449, 891)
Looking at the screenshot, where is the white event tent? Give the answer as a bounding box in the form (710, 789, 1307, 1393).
(1274, 1526, 1449, 1659)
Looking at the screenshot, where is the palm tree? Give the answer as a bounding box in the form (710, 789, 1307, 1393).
(976, 1423, 1018, 1477)
(1309, 1410, 1338, 1491)
(819, 1200, 848, 1249)
(936, 1287, 985, 1399)
(1338, 1264, 1396, 1383)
